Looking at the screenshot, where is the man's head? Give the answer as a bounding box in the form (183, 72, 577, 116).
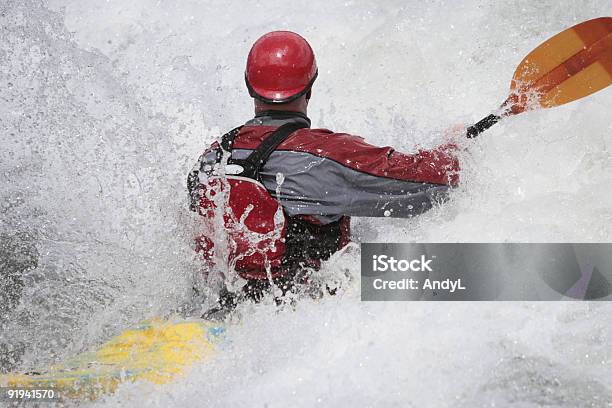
(245, 31, 317, 114)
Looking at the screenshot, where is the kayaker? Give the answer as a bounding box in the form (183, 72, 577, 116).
(188, 31, 460, 310)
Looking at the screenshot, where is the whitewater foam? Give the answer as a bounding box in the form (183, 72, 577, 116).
(1, 0, 611, 406)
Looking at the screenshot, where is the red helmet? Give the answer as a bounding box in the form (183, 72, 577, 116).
(245, 31, 317, 104)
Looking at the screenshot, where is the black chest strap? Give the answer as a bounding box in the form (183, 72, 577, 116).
(221, 122, 308, 181)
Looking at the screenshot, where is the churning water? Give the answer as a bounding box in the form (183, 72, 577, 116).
(1, 0, 611, 406)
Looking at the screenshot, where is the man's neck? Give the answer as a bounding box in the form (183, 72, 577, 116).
(254, 99, 308, 116)
(246, 110, 311, 128)
(255, 110, 308, 118)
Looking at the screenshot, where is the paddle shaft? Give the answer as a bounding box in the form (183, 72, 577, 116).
(465, 113, 502, 138)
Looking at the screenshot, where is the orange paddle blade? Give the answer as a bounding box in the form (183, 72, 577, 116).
(504, 17, 612, 114)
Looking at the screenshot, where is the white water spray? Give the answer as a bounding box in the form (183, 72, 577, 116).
(1, 0, 611, 406)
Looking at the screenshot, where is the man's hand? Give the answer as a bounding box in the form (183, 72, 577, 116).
(443, 123, 467, 141)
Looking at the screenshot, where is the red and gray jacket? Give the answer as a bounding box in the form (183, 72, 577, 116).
(188, 111, 459, 279)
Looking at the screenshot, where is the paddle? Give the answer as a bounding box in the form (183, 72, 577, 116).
(466, 16, 612, 138)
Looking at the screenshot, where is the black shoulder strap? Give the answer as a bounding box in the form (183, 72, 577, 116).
(220, 126, 243, 152)
(233, 122, 307, 180)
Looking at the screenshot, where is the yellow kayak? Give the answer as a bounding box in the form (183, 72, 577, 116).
(0, 319, 225, 400)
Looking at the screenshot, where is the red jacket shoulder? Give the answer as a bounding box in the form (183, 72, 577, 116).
(235, 126, 459, 186)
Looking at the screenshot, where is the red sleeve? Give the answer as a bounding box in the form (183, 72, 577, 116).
(387, 143, 460, 186)
(281, 129, 460, 186)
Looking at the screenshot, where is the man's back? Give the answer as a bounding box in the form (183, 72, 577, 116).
(208, 111, 459, 222)
(189, 110, 459, 282)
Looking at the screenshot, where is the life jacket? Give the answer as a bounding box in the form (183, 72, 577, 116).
(193, 122, 348, 280)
